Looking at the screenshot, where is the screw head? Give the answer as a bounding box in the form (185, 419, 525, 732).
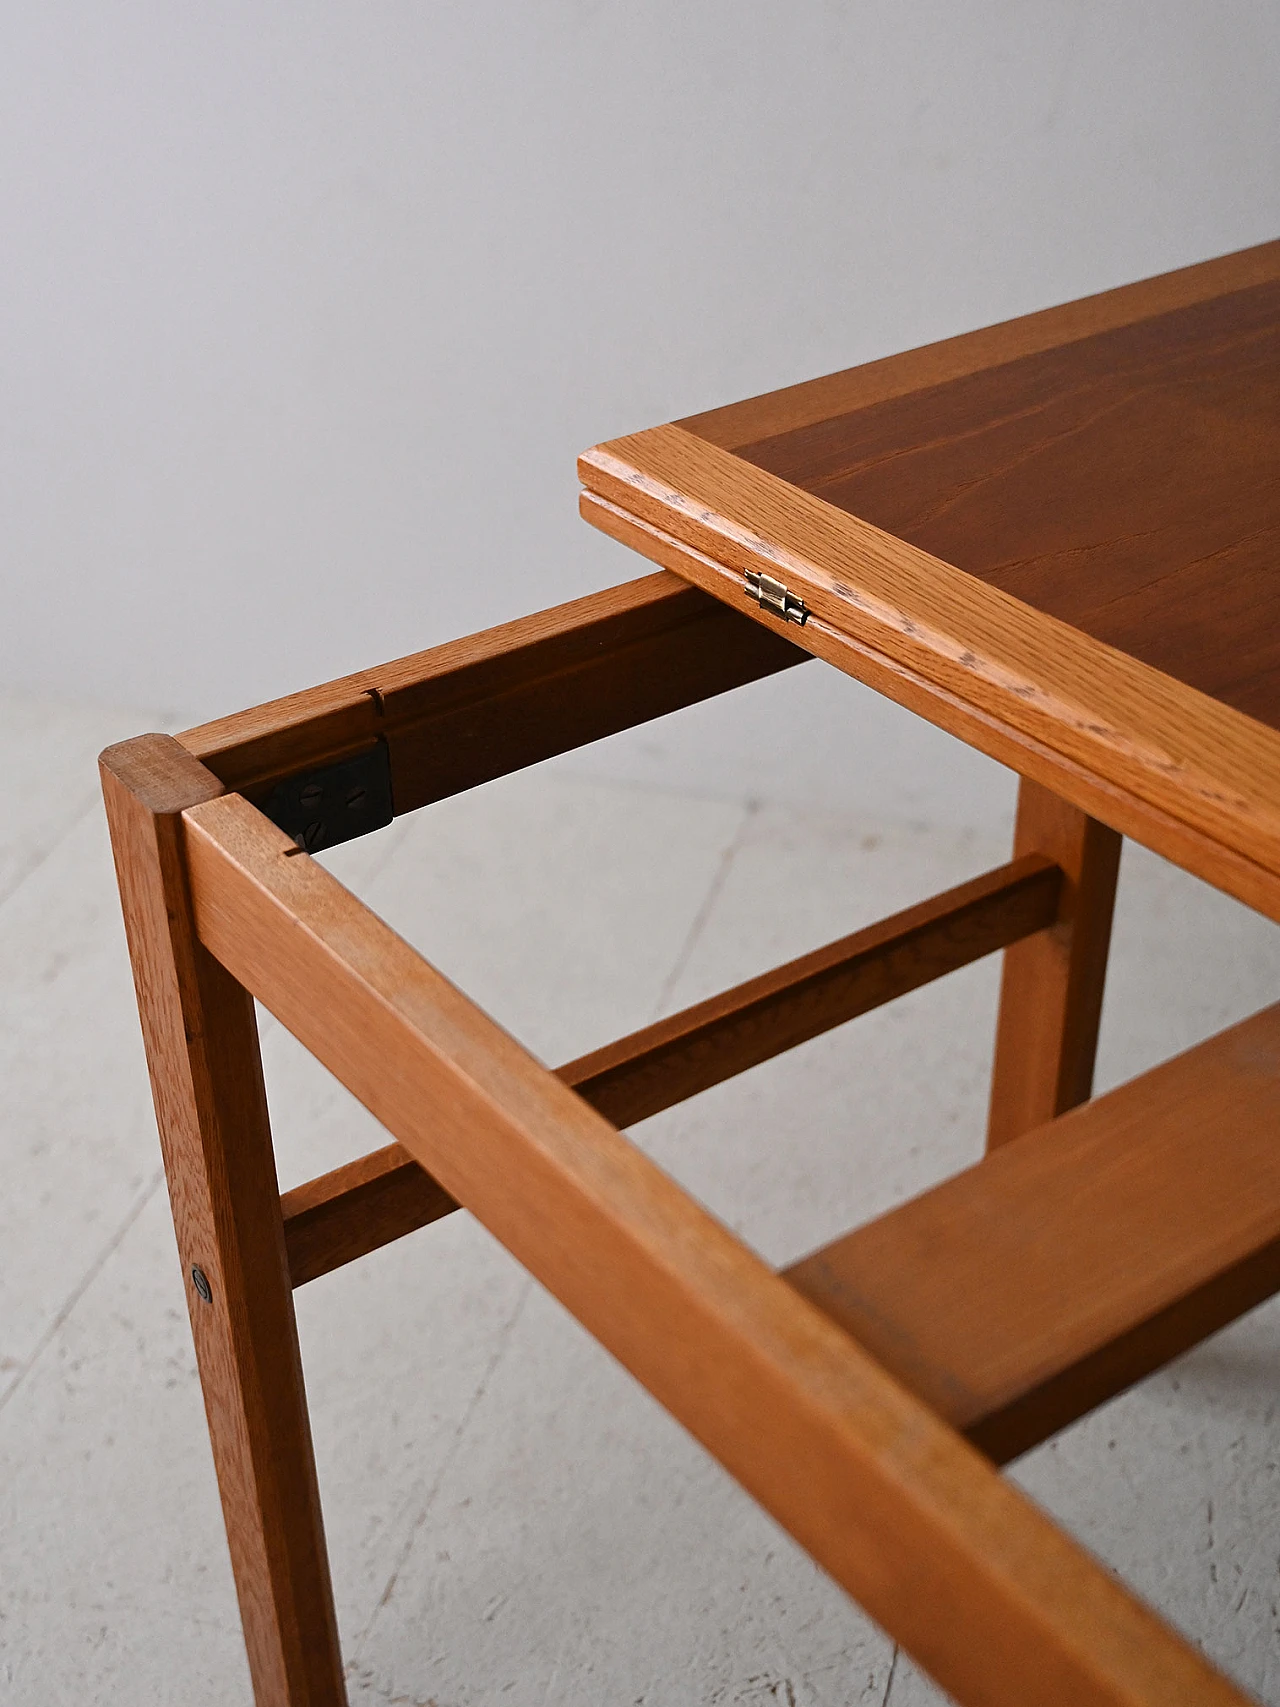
(191, 1265, 213, 1304)
(298, 782, 323, 809)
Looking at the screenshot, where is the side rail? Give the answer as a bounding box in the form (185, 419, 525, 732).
(179, 571, 806, 838)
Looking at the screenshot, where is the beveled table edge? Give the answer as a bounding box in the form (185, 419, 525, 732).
(579, 423, 1280, 925)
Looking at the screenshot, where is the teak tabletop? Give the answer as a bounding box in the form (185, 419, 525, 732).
(579, 239, 1280, 923)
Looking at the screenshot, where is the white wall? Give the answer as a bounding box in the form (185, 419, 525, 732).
(3, 4, 1278, 821)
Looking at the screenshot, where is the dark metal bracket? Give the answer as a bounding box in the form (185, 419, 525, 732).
(263, 741, 394, 853)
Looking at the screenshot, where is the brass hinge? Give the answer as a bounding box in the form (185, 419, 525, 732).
(744, 568, 809, 626)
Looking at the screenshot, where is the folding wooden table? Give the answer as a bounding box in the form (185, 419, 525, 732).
(102, 239, 1280, 1705)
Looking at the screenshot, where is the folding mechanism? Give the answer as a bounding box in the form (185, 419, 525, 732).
(101, 570, 1273, 1707)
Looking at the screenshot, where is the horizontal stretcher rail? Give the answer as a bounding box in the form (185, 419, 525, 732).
(180, 787, 1249, 1707)
(178, 571, 804, 812)
(281, 852, 1062, 1285)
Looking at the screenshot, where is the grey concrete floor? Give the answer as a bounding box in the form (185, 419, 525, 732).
(3, 689, 1280, 1705)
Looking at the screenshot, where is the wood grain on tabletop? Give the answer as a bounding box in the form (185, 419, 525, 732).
(730, 273, 1280, 730)
(283, 853, 1062, 1286)
(788, 999, 1280, 1468)
(99, 735, 347, 1707)
(182, 789, 1254, 1707)
(682, 240, 1280, 449)
(987, 779, 1122, 1148)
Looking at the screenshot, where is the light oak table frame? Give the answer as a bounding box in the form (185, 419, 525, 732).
(102, 243, 1280, 1706)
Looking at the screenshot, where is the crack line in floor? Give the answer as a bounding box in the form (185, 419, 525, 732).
(649, 798, 760, 1023)
(879, 1643, 900, 1706)
(0, 1165, 165, 1419)
(0, 792, 101, 918)
(350, 1273, 536, 1669)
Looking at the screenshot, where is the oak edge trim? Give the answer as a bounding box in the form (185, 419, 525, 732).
(577, 446, 1280, 923)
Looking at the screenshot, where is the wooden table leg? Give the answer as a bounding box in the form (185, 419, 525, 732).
(987, 777, 1122, 1149)
(101, 735, 346, 1707)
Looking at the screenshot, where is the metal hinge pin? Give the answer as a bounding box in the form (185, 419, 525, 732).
(744, 568, 809, 626)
